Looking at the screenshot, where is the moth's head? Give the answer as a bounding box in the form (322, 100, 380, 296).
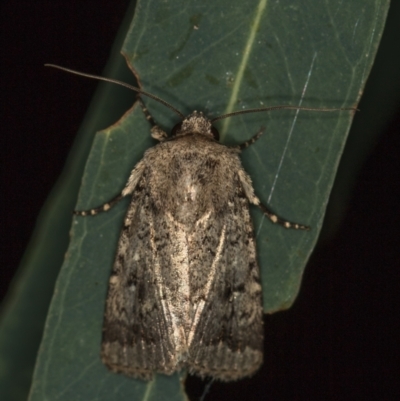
(171, 111, 219, 141)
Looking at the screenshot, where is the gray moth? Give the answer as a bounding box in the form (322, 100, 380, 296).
(47, 64, 353, 381)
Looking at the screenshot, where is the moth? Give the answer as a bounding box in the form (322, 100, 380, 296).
(46, 64, 355, 381)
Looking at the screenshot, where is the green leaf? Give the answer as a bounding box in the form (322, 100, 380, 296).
(25, 0, 388, 400)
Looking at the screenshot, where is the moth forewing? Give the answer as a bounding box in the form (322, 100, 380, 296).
(96, 112, 265, 380)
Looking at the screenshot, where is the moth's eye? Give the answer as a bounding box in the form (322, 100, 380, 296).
(211, 126, 220, 141)
(171, 122, 182, 137)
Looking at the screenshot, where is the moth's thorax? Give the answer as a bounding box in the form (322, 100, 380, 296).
(176, 111, 213, 138)
(145, 134, 242, 230)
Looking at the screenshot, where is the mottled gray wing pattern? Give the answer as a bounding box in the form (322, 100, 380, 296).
(187, 176, 264, 381)
(101, 160, 263, 381)
(101, 174, 177, 380)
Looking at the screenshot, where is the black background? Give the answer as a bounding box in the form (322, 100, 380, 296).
(1, 1, 399, 400)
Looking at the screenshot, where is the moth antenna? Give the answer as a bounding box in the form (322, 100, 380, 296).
(211, 104, 358, 123)
(44, 64, 185, 118)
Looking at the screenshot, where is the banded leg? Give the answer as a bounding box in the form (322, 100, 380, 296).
(138, 97, 168, 142)
(138, 97, 157, 127)
(230, 127, 265, 150)
(237, 169, 310, 230)
(74, 159, 146, 217)
(73, 194, 124, 216)
(257, 202, 310, 231)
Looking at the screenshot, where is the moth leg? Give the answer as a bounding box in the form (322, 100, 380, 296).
(73, 194, 124, 216)
(138, 97, 157, 127)
(256, 201, 310, 230)
(138, 97, 168, 142)
(230, 127, 265, 150)
(74, 160, 146, 216)
(237, 169, 310, 230)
